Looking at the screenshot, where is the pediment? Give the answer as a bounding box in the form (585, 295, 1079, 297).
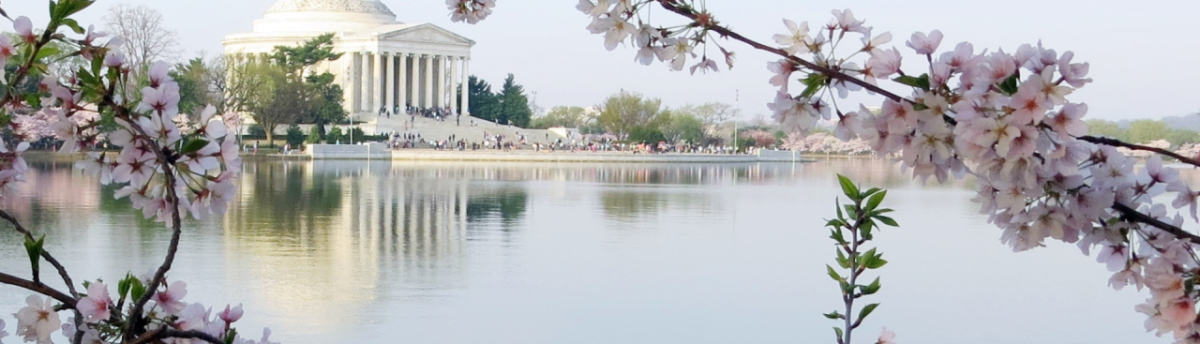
(378, 24, 474, 46)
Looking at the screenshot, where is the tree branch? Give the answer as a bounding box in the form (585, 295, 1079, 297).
(0, 210, 80, 298)
(129, 328, 224, 344)
(1079, 135, 1200, 167)
(1112, 202, 1200, 243)
(652, 0, 908, 104)
(0, 272, 76, 307)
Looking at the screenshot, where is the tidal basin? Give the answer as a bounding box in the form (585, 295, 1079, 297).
(0, 157, 1177, 344)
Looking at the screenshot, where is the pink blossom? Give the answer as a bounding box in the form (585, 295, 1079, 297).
(876, 327, 896, 344)
(153, 281, 189, 315)
(14, 16, 34, 44)
(78, 282, 112, 323)
(219, 304, 244, 324)
(905, 30, 942, 55)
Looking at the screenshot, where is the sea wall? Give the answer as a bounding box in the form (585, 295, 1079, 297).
(302, 144, 809, 163)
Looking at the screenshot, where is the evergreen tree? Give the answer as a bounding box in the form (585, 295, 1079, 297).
(467, 75, 501, 122)
(498, 74, 532, 127)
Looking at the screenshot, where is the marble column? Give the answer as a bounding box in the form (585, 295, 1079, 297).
(350, 52, 362, 113)
(424, 54, 434, 109)
(362, 52, 373, 113)
(384, 53, 395, 114)
(434, 56, 445, 108)
(450, 56, 459, 115)
(397, 53, 408, 112)
(410, 55, 420, 109)
(462, 58, 470, 116)
(370, 52, 381, 114)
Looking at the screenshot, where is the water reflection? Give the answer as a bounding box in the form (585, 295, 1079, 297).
(4, 157, 1194, 344)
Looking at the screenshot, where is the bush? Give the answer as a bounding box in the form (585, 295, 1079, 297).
(248, 124, 265, 137)
(349, 127, 366, 144)
(627, 126, 665, 143)
(285, 125, 305, 148)
(327, 127, 344, 144)
(306, 126, 322, 144)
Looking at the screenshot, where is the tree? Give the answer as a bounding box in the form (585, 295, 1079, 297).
(467, 75, 501, 121)
(531, 106, 590, 129)
(678, 102, 737, 137)
(597, 90, 666, 137)
(248, 65, 308, 146)
(171, 57, 209, 116)
(285, 124, 305, 148)
(270, 33, 342, 75)
(661, 111, 705, 144)
(301, 72, 347, 138)
(103, 3, 181, 71)
(306, 125, 322, 144)
(1084, 119, 1127, 141)
(497, 74, 532, 127)
(1128, 119, 1172, 144)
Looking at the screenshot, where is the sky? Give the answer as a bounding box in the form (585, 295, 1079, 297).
(3, 0, 1198, 121)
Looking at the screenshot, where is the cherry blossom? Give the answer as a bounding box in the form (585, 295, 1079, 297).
(153, 281, 189, 315)
(14, 295, 60, 344)
(905, 30, 943, 55)
(77, 282, 112, 323)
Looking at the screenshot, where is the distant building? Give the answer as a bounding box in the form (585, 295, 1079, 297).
(223, 0, 475, 123)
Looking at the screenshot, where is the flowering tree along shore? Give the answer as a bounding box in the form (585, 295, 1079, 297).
(0, 1, 273, 343)
(445, 0, 1200, 342)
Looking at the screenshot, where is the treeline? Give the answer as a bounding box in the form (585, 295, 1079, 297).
(465, 74, 533, 127)
(527, 90, 737, 145)
(1086, 119, 1200, 147)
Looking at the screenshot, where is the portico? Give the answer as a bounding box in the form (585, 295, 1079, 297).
(222, 0, 475, 122)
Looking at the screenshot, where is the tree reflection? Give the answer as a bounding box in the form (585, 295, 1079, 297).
(465, 187, 528, 225)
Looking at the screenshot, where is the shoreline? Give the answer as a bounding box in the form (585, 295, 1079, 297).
(256, 146, 816, 163)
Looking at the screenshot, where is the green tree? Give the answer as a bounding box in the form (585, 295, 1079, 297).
(1165, 128, 1200, 147)
(597, 90, 666, 137)
(1128, 119, 1171, 144)
(1085, 119, 1129, 141)
(661, 111, 706, 144)
(327, 127, 344, 144)
(306, 125, 322, 144)
(301, 72, 348, 138)
(270, 33, 343, 75)
(248, 65, 309, 146)
(531, 106, 590, 129)
(171, 57, 209, 116)
(285, 125, 305, 148)
(498, 74, 532, 127)
(467, 75, 501, 122)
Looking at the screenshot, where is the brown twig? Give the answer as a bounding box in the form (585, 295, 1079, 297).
(0, 210, 80, 298)
(652, 0, 908, 104)
(1079, 135, 1200, 168)
(0, 272, 75, 307)
(1112, 202, 1200, 243)
(129, 328, 224, 344)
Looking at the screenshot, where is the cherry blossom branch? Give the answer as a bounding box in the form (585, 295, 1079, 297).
(1112, 202, 1200, 243)
(129, 328, 224, 344)
(651, 0, 908, 104)
(0, 272, 75, 307)
(1079, 135, 1200, 168)
(0, 209, 79, 298)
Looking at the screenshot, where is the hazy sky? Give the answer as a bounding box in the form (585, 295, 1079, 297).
(3, 0, 1198, 121)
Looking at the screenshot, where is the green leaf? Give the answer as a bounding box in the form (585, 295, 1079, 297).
(35, 46, 61, 61)
(826, 265, 842, 282)
(833, 327, 844, 340)
(61, 18, 85, 35)
(997, 71, 1020, 95)
(117, 275, 131, 298)
(862, 277, 881, 295)
(829, 228, 847, 245)
(865, 190, 887, 212)
(836, 249, 850, 269)
(892, 74, 930, 91)
(23, 235, 44, 276)
(858, 303, 880, 322)
(179, 138, 211, 155)
(862, 187, 881, 198)
(864, 255, 888, 269)
(823, 311, 842, 320)
(130, 278, 146, 301)
(837, 175, 860, 201)
(224, 328, 239, 344)
(799, 73, 826, 98)
(876, 215, 899, 227)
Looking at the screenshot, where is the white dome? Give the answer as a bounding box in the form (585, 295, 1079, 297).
(266, 0, 394, 16)
(253, 0, 398, 34)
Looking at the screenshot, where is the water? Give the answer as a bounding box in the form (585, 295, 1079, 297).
(0, 157, 1175, 344)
